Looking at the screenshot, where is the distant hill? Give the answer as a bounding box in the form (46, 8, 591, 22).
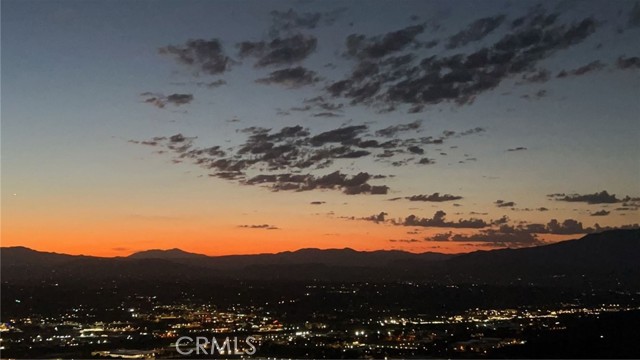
(441, 229, 640, 287)
(0, 245, 450, 282)
(0, 246, 90, 267)
(127, 248, 207, 260)
(1, 229, 638, 288)
(124, 246, 451, 269)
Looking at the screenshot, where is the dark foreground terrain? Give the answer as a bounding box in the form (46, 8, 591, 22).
(1, 230, 639, 358)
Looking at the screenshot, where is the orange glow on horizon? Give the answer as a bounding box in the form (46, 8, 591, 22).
(1, 220, 573, 258)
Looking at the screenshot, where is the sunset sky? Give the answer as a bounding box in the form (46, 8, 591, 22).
(2, 0, 639, 257)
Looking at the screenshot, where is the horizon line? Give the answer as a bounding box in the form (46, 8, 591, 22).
(3, 229, 634, 258)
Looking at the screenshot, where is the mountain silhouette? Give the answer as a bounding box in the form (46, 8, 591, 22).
(2, 229, 638, 288)
(127, 248, 207, 259)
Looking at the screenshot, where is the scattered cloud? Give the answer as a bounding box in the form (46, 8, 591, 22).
(547, 190, 638, 204)
(375, 120, 422, 137)
(324, 10, 597, 109)
(428, 228, 542, 247)
(256, 67, 320, 87)
(159, 39, 234, 75)
(406, 193, 463, 202)
(133, 120, 487, 197)
(400, 211, 489, 229)
(616, 56, 640, 69)
(502, 219, 637, 235)
(245, 171, 388, 195)
(557, 60, 605, 78)
(425, 217, 640, 247)
(202, 79, 227, 88)
(446, 15, 506, 49)
(495, 200, 516, 208)
(519, 69, 550, 84)
(345, 25, 425, 60)
(238, 224, 280, 230)
(238, 34, 317, 67)
(507, 147, 527, 152)
(363, 212, 388, 223)
(141, 93, 194, 108)
(389, 238, 420, 243)
(417, 157, 436, 165)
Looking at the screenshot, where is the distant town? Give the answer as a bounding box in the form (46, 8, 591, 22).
(2, 281, 639, 358)
(3, 230, 639, 358)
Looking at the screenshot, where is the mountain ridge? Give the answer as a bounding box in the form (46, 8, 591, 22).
(2, 229, 638, 288)
(0, 245, 450, 260)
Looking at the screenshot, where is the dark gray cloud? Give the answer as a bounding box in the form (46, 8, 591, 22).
(326, 10, 597, 109)
(256, 66, 320, 87)
(427, 219, 640, 247)
(246, 171, 388, 195)
(513, 207, 550, 212)
(507, 146, 527, 152)
(401, 210, 489, 229)
(500, 219, 599, 235)
(417, 157, 436, 165)
(535, 219, 589, 235)
(446, 15, 506, 49)
(616, 56, 640, 69)
(459, 127, 486, 136)
(133, 120, 486, 196)
(304, 96, 345, 111)
(593, 223, 640, 231)
(429, 228, 542, 247)
(458, 230, 541, 247)
(312, 111, 342, 118)
(402, 212, 637, 236)
(309, 125, 367, 146)
(166, 94, 194, 105)
(495, 200, 516, 208)
(492, 215, 510, 225)
(519, 69, 550, 83)
(159, 39, 233, 75)
(141, 93, 194, 108)
(375, 120, 422, 137)
(591, 209, 610, 216)
(363, 211, 388, 223)
(128, 139, 160, 146)
(345, 25, 425, 59)
(281, 96, 345, 117)
(548, 190, 624, 204)
(152, 5, 607, 123)
(171, 80, 228, 88)
(430, 232, 453, 242)
(557, 60, 605, 78)
(389, 238, 420, 243)
(239, 224, 280, 230)
(406, 193, 463, 202)
(202, 79, 227, 88)
(238, 34, 317, 67)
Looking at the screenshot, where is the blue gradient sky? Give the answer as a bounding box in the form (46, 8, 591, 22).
(2, 0, 639, 256)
